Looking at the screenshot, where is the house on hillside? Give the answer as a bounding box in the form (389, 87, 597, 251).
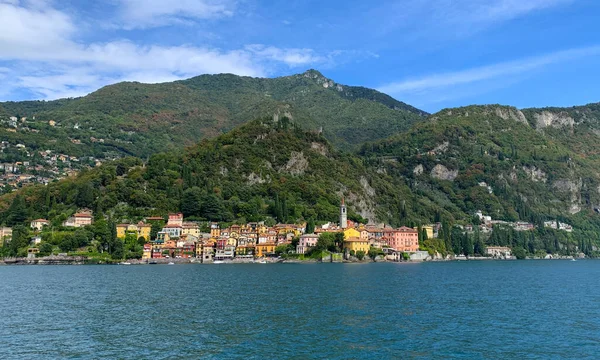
(116, 222, 152, 241)
(30, 219, 49, 231)
(63, 212, 93, 227)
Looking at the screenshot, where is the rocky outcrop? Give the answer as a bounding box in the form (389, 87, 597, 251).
(534, 111, 575, 129)
(360, 176, 376, 197)
(310, 142, 328, 156)
(432, 141, 450, 154)
(431, 164, 458, 181)
(282, 151, 309, 176)
(553, 179, 583, 214)
(247, 172, 269, 185)
(494, 107, 529, 125)
(522, 166, 547, 183)
(413, 164, 424, 176)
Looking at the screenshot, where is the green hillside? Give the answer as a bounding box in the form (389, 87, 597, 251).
(0, 70, 426, 160)
(522, 102, 600, 160)
(4, 108, 600, 258)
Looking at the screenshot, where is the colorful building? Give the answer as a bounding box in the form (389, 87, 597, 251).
(255, 243, 276, 257)
(116, 222, 152, 241)
(386, 226, 419, 253)
(343, 228, 361, 240)
(297, 233, 318, 254)
(63, 212, 93, 228)
(167, 213, 183, 227)
(343, 237, 370, 254)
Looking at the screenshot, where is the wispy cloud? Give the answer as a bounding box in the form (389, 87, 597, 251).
(116, 0, 235, 29)
(245, 45, 328, 67)
(373, 0, 573, 38)
(378, 45, 600, 95)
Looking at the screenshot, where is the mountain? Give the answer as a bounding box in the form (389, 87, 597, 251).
(521, 102, 600, 160)
(0, 70, 427, 161)
(4, 108, 600, 258)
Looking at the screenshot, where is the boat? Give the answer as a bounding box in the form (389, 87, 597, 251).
(257, 259, 267, 264)
(120, 262, 131, 265)
(571, 258, 577, 262)
(213, 260, 224, 264)
(168, 262, 175, 265)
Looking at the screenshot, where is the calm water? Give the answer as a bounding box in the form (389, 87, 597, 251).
(1, 261, 599, 359)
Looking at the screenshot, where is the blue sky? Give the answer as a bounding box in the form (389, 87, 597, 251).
(0, 0, 599, 112)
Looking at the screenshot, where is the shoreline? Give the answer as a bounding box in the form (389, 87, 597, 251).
(0, 255, 583, 265)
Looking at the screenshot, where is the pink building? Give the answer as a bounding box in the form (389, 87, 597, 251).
(296, 234, 319, 254)
(167, 213, 183, 227)
(385, 226, 419, 253)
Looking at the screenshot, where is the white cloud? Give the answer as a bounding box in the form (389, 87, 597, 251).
(245, 45, 326, 67)
(378, 45, 600, 95)
(0, 0, 337, 100)
(117, 0, 235, 29)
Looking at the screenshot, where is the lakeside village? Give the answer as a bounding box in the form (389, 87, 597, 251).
(0, 116, 116, 193)
(0, 199, 580, 264)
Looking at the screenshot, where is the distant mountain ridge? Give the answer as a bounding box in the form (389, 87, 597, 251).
(0, 70, 427, 160)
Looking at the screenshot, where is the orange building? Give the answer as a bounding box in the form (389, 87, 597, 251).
(255, 243, 276, 257)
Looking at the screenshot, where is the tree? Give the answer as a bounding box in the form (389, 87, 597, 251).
(275, 244, 291, 255)
(92, 219, 111, 252)
(316, 233, 336, 252)
(181, 187, 203, 217)
(150, 222, 162, 240)
(6, 225, 29, 257)
(200, 193, 228, 221)
(76, 182, 95, 208)
(368, 247, 383, 260)
(462, 233, 474, 256)
(6, 194, 28, 226)
(512, 246, 527, 260)
(38, 242, 53, 256)
(356, 250, 366, 260)
(306, 218, 315, 234)
(291, 236, 299, 248)
(334, 232, 345, 252)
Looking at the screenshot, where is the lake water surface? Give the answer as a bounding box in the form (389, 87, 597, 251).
(1, 261, 599, 359)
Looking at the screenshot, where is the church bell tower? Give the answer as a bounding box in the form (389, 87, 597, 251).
(340, 198, 347, 229)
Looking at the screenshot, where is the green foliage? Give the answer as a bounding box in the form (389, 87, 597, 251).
(305, 218, 315, 234)
(316, 233, 337, 252)
(3, 103, 600, 258)
(5, 195, 28, 226)
(356, 250, 366, 260)
(368, 247, 383, 260)
(0, 70, 426, 165)
(513, 247, 527, 260)
(38, 242, 53, 256)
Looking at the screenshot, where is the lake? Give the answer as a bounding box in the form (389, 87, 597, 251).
(0, 261, 598, 359)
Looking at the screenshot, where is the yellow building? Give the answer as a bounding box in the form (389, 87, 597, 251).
(116, 222, 152, 241)
(182, 222, 200, 237)
(210, 223, 221, 238)
(343, 237, 370, 254)
(227, 237, 238, 247)
(343, 228, 361, 240)
(413, 225, 434, 239)
(255, 243, 276, 257)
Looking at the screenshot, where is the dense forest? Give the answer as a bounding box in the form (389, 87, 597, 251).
(0, 70, 426, 163)
(3, 106, 600, 258)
